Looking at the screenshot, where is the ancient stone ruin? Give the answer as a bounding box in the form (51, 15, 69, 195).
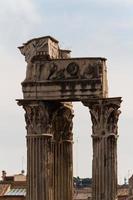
(17, 36, 122, 200)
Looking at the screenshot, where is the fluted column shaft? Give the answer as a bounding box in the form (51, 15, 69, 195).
(92, 134, 118, 200)
(53, 140, 73, 200)
(51, 104, 73, 200)
(27, 134, 53, 200)
(19, 101, 73, 200)
(83, 98, 122, 200)
(21, 101, 55, 200)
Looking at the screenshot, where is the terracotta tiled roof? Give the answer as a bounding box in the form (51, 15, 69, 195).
(117, 188, 129, 196)
(74, 193, 91, 199)
(73, 187, 92, 200)
(128, 195, 133, 200)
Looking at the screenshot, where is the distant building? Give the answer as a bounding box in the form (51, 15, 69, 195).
(73, 177, 92, 200)
(74, 187, 92, 200)
(73, 177, 129, 200)
(0, 173, 132, 200)
(0, 170, 26, 200)
(117, 184, 129, 200)
(128, 175, 133, 200)
(73, 177, 92, 188)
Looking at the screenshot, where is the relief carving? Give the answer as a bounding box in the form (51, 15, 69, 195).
(81, 62, 101, 79)
(47, 61, 100, 80)
(48, 63, 65, 80)
(22, 56, 103, 81)
(66, 62, 79, 78)
(19, 39, 49, 63)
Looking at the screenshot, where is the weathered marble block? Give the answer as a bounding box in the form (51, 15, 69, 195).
(19, 36, 108, 101)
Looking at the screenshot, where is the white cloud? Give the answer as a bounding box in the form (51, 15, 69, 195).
(101, 0, 133, 4)
(45, 0, 133, 5)
(0, 0, 42, 48)
(0, 0, 40, 23)
(84, 0, 133, 4)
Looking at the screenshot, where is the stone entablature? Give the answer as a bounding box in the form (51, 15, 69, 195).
(22, 58, 108, 100)
(19, 36, 108, 100)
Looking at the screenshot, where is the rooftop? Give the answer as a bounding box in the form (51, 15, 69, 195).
(22, 35, 59, 47)
(4, 188, 26, 196)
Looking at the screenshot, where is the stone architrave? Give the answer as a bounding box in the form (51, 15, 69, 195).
(83, 97, 122, 200)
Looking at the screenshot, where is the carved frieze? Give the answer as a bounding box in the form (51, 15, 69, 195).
(24, 59, 103, 81)
(48, 60, 102, 80)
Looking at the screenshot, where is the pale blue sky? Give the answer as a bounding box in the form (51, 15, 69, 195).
(0, 0, 133, 184)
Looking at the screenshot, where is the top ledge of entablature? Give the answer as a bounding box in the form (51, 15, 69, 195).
(50, 57, 107, 61)
(82, 97, 122, 105)
(18, 35, 59, 48)
(60, 49, 71, 53)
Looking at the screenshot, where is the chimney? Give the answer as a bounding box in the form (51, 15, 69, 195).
(2, 170, 6, 181)
(21, 170, 25, 175)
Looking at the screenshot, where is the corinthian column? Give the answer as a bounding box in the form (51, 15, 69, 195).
(51, 103, 74, 200)
(18, 100, 54, 200)
(83, 97, 122, 200)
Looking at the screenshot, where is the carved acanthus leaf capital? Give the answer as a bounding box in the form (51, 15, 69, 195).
(82, 97, 122, 136)
(51, 103, 74, 141)
(23, 102, 51, 135)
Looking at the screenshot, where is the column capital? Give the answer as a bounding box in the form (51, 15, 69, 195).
(17, 99, 74, 141)
(82, 97, 122, 136)
(23, 102, 51, 136)
(51, 104, 74, 141)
